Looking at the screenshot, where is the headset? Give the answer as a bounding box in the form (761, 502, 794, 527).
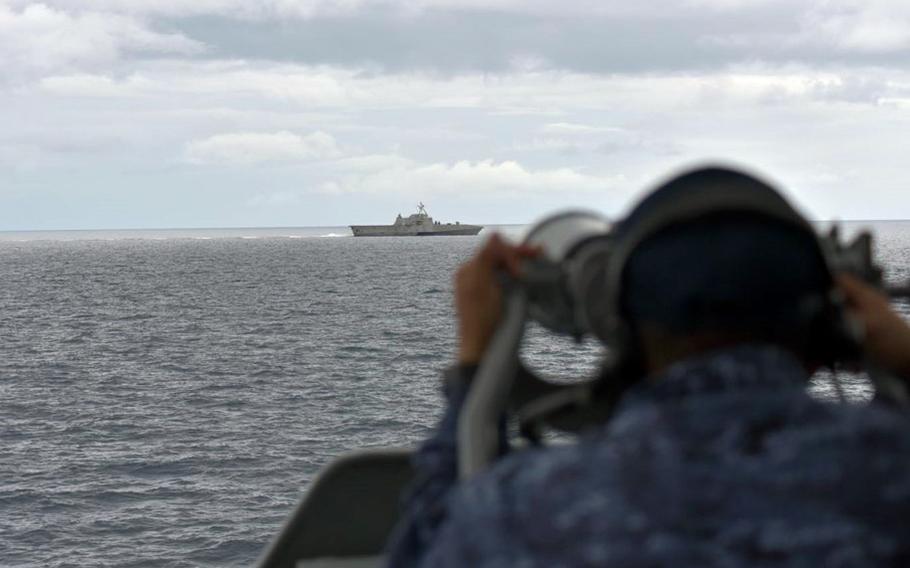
(599, 167, 860, 373)
(458, 164, 910, 480)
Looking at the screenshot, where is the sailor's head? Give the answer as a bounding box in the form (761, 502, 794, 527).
(615, 166, 832, 374)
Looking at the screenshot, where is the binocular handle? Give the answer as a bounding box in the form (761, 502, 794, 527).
(457, 290, 528, 480)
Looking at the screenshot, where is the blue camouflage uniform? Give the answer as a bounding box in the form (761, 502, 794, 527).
(385, 345, 910, 567)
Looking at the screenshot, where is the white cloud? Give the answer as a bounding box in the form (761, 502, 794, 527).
(0, 3, 202, 79)
(184, 130, 342, 165)
(0, 141, 43, 169)
(1, 0, 739, 20)
(247, 189, 307, 206)
(877, 97, 910, 109)
(334, 153, 413, 172)
(701, 0, 910, 53)
(801, 0, 910, 52)
(511, 137, 583, 154)
(321, 156, 624, 196)
(541, 123, 625, 135)
(36, 63, 357, 106)
(3, 0, 370, 20)
(13, 0, 910, 53)
(6, 0, 910, 89)
(34, 61, 894, 112)
(39, 73, 154, 97)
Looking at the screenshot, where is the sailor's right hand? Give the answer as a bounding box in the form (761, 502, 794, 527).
(838, 273, 910, 379)
(454, 234, 540, 365)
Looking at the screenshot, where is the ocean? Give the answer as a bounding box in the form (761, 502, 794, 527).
(2, 221, 910, 567)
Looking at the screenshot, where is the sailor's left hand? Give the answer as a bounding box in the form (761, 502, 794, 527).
(454, 234, 539, 365)
(838, 273, 910, 379)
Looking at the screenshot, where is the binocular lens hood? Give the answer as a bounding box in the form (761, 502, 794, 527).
(522, 211, 612, 340)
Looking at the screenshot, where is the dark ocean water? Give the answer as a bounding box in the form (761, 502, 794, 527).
(2, 222, 910, 567)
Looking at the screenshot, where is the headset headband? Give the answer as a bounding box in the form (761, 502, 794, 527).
(599, 165, 830, 344)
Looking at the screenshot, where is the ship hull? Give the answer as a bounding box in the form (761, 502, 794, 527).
(350, 225, 483, 237)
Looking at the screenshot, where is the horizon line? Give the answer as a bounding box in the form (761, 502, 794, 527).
(2, 219, 910, 233)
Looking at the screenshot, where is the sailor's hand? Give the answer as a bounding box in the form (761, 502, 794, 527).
(838, 273, 910, 378)
(454, 234, 539, 365)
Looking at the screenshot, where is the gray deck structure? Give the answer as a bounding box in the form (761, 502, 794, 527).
(350, 203, 482, 237)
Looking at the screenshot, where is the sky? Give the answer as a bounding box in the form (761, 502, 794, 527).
(2, 0, 910, 230)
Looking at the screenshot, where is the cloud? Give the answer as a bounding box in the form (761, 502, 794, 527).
(184, 130, 342, 165)
(800, 0, 910, 52)
(34, 63, 354, 106)
(7, 1, 910, 81)
(88, 1, 910, 74)
(2, 0, 373, 20)
(701, 0, 910, 56)
(877, 97, 910, 109)
(35, 61, 901, 113)
(0, 3, 203, 80)
(246, 189, 307, 206)
(541, 123, 625, 135)
(0, 141, 43, 169)
(39, 73, 155, 97)
(515, 123, 680, 157)
(320, 156, 624, 196)
(1, 0, 736, 20)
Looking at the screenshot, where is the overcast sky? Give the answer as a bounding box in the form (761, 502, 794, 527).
(2, 0, 910, 230)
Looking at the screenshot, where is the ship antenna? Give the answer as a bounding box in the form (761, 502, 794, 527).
(418, 202, 427, 215)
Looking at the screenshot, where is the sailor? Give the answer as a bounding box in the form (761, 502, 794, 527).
(384, 167, 910, 567)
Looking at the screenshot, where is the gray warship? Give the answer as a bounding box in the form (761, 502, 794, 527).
(350, 203, 482, 237)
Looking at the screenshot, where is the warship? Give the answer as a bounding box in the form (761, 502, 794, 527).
(350, 203, 482, 237)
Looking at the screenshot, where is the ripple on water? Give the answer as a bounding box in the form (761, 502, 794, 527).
(0, 235, 483, 567)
